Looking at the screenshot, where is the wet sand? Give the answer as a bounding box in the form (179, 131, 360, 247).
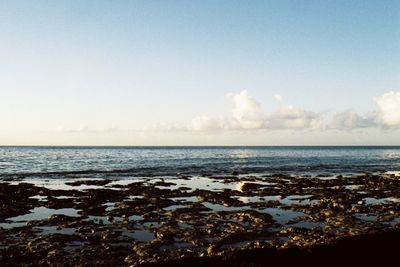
(1, 172, 399, 266)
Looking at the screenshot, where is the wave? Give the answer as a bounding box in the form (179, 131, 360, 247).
(0, 162, 392, 180)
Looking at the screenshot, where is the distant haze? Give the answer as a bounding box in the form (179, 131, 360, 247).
(1, 0, 399, 145)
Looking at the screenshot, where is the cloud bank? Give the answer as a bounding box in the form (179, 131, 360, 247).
(191, 90, 325, 131)
(57, 90, 400, 134)
(190, 90, 400, 132)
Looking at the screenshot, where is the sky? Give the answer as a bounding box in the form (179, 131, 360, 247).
(0, 0, 399, 145)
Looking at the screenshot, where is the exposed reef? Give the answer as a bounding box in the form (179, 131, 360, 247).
(1, 172, 399, 266)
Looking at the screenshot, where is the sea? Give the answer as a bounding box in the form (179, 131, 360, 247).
(1, 146, 400, 179)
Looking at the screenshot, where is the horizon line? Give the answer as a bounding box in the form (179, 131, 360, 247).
(2, 145, 400, 148)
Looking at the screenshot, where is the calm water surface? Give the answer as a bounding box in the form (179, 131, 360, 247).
(1, 146, 400, 178)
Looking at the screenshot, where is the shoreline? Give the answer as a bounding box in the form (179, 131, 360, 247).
(1, 172, 399, 266)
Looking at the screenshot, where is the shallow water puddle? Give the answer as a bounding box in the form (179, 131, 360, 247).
(261, 208, 305, 224)
(236, 195, 280, 203)
(363, 197, 400, 205)
(29, 195, 47, 201)
(10, 178, 105, 191)
(8, 207, 80, 222)
(164, 204, 188, 211)
(129, 215, 144, 221)
(126, 195, 144, 200)
(281, 195, 316, 205)
(345, 185, 361, 190)
(154, 177, 256, 192)
(0, 221, 27, 229)
(0, 207, 80, 229)
(54, 196, 75, 199)
(170, 196, 199, 202)
(106, 178, 147, 187)
(33, 226, 76, 235)
(202, 202, 251, 212)
(354, 213, 377, 222)
(122, 230, 155, 242)
(104, 202, 117, 211)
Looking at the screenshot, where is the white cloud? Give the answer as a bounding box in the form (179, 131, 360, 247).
(56, 125, 120, 133)
(191, 90, 266, 131)
(231, 90, 265, 129)
(190, 90, 400, 132)
(267, 105, 324, 130)
(274, 94, 283, 102)
(375, 91, 400, 127)
(58, 90, 400, 134)
(141, 122, 188, 132)
(330, 109, 377, 130)
(191, 90, 323, 131)
(191, 116, 225, 131)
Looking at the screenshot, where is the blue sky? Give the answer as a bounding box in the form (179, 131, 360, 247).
(0, 0, 399, 145)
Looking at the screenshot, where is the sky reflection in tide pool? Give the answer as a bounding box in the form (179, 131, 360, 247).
(261, 208, 305, 225)
(0, 207, 80, 228)
(9, 207, 79, 222)
(9, 178, 105, 191)
(122, 230, 155, 242)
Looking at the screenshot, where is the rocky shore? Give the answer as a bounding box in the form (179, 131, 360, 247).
(1, 172, 399, 266)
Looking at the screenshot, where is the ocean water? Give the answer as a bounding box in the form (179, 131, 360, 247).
(1, 146, 400, 179)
